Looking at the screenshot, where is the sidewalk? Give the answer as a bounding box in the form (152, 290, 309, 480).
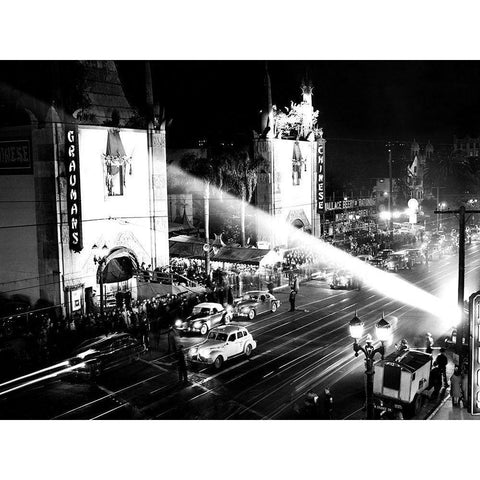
(427, 393, 479, 420)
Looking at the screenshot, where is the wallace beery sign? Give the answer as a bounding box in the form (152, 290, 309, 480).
(0, 139, 32, 173)
(65, 126, 83, 252)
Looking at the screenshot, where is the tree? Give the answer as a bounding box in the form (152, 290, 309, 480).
(179, 153, 215, 274)
(220, 147, 260, 247)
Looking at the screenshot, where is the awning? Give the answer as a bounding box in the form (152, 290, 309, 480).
(97, 246, 139, 284)
(169, 235, 273, 266)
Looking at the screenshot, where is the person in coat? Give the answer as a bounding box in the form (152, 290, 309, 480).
(450, 366, 462, 407)
(425, 332, 434, 354)
(435, 348, 449, 387)
(289, 288, 297, 312)
(293, 275, 300, 293)
(176, 345, 188, 384)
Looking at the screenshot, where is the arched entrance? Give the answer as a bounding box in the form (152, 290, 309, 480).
(288, 219, 305, 247)
(96, 246, 140, 315)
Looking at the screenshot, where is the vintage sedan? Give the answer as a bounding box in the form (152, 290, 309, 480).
(385, 252, 410, 271)
(68, 333, 146, 380)
(175, 302, 232, 336)
(233, 291, 280, 320)
(404, 248, 426, 266)
(187, 324, 257, 369)
(330, 270, 361, 290)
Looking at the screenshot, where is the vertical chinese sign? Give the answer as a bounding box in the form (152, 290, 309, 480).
(65, 125, 83, 252)
(316, 140, 325, 214)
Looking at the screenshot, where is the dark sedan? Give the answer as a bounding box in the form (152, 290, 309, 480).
(68, 333, 146, 380)
(233, 291, 281, 320)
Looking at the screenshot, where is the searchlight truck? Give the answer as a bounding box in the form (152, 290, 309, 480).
(373, 349, 432, 417)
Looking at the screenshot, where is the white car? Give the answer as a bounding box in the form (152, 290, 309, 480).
(187, 324, 257, 369)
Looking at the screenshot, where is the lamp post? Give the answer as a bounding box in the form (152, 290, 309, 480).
(348, 313, 391, 420)
(92, 243, 109, 318)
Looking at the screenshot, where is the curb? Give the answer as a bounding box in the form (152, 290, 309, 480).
(426, 393, 451, 420)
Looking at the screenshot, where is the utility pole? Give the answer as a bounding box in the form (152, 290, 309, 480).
(435, 205, 480, 365)
(388, 148, 393, 243)
(432, 186, 446, 230)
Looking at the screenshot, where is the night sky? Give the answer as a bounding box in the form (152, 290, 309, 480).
(118, 60, 480, 145)
(3, 60, 480, 189)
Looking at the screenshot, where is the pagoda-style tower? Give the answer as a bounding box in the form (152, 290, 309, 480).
(253, 69, 325, 248)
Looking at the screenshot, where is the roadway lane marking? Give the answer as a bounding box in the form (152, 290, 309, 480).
(139, 358, 169, 372)
(89, 404, 128, 420)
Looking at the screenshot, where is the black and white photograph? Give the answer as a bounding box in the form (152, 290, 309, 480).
(1, 2, 480, 479)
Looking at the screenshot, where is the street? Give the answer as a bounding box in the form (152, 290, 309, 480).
(1, 241, 477, 420)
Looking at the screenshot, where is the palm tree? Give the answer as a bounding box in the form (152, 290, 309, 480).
(221, 147, 260, 247)
(180, 152, 215, 274)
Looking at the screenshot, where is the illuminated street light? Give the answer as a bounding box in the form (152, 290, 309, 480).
(348, 312, 391, 419)
(92, 243, 109, 318)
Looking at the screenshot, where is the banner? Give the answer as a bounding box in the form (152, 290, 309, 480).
(65, 125, 83, 252)
(316, 140, 325, 213)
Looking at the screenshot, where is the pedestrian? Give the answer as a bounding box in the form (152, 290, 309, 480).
(176, 345, 188, 384)
(425, 332, 434, 355)
(293, 275, 299, 293)
(395, 338, 409, 353)
(450, 366, 462, 407)
(289, 288, 297, 312)
(461, 363, 469, 408)
(323, 387, 334, 419)
(429, 365, 442, 398)
(435, 347, 449, 387)
(303, 390, 320, 419)
(167, 325, 177, 354)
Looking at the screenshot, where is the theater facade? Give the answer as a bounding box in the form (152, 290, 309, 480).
(0, 109, 169, 318)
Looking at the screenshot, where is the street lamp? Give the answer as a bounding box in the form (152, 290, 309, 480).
(92, 243, 109, 318)
(348, 312, 391, 420)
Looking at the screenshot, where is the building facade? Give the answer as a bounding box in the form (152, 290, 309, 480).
(0, 61, 169, 318)
(254, 79, 324, 248)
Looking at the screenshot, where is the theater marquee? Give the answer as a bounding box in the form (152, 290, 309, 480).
(65, 126, 83, 252)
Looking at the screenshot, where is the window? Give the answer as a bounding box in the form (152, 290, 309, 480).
(237, 331, 244, 338)
(228, 334, 236, 342)
(106, 163, 124, 196)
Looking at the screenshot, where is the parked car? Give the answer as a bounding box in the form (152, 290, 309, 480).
(377, 249, 394, 260)
(356, 254, 373, 263)
(312, 266, 336, 282)
(233, 291, 280, 320)
(175, 302, 232, 336)
(368, 257, 386, 269)
(187, 324, 257, 369)
(404, 248, 425, 267)
(330, 270, 361, 290)
(68, 333, 146, 380)
(385, 252, 410, 272)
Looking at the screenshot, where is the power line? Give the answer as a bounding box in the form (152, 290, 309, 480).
(0, 214, 168, 231)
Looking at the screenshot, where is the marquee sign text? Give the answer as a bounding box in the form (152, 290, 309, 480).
(65, 126, 83, 252)
(316, 141, 325, 213)
(0, 139, 32, 173)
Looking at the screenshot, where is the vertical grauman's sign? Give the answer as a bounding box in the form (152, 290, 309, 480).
(65, 126, 83, 252)
(316, 141, 325, 213)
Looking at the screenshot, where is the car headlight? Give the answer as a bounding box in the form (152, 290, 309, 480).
(175, 319, 183, 328)
(242, 307, 250, 313)
(193, 321, 201, 328)
(199, 348, 210, 358)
